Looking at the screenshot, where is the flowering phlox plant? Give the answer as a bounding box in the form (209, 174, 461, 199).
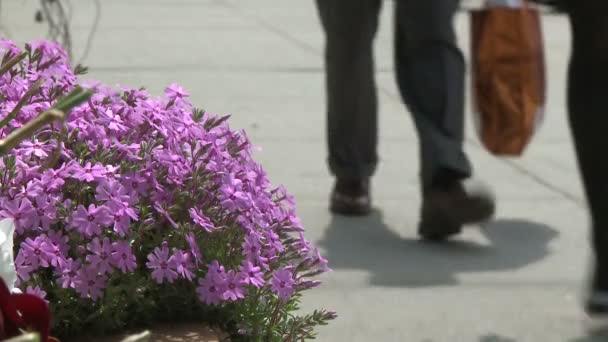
(0, 39, 334, 341)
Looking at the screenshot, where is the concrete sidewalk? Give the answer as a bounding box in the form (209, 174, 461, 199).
(2, 1, 596, 341)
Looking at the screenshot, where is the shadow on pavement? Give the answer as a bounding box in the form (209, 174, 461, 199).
(316, 209, 559, 287)
(570, 336, 608, 342)
(569, 320, 608, 342)
(479, 334, 517, 342)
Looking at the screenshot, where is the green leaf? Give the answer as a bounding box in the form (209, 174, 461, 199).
(0, 51, 26, 77)
(52, 86, 94, 113)
(73, 64, 89, 75)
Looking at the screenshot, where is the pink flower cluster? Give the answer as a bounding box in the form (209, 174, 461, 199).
(0, 39, 328, 307)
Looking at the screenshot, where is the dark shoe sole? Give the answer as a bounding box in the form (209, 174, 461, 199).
(330, 192, 371, 216)
(418, 215, 462, 242)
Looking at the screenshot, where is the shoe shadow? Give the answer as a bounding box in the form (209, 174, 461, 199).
(570, 335, 608, 342)
(569, 320, 608, 342)
(316, 209, 559, 287)
(479, 334, 518, 342)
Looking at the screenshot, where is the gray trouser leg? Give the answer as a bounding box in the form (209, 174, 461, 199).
(315, 0, 382, 180)
(394, 0, 472, 188)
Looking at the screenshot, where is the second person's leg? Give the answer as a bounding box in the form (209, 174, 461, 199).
(394, 0, 495, 240)
(394, 0, 470, 189)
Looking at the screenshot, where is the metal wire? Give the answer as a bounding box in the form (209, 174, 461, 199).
(39, 0, 72, 60)
(0, 0, 102, 63)
(77, 0, 101, 64)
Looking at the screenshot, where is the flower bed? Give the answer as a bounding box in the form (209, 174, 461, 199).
(0, 39, 334, 341)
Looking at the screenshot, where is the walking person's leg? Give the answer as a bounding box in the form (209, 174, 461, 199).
(564, 0, 608, 314)
(315, 0, 382, 216)
(394, 0, 495, 240)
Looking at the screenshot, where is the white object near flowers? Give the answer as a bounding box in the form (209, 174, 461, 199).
(0, 218, 18, 292)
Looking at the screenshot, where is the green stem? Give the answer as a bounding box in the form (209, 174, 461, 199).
(53, 86, 93, 112)
(286, 320, 298, 342)
(42, 123, 67, 169)
(0, 109, 64, 156)
(265, 299, 285, 340)
(0, 52, 27, 77)
(37, 56, 61, 71)
(0, 86, 93, 156)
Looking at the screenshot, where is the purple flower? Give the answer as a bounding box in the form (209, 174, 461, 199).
(96, 180, 137, 211)
(273, 185, 296, 207)
(20, 139, 51, 158)
(71, 204, 113, 237)
(265, 230, 284, 253)
(164, 83, 189, 101)
(56, 258, 80, 289)
(72, 161, 105, 182)
(222, 270, 246, 301)
(26, 286, 48, 303)
(74, 265, 107, 300)
(249, 163, 269, 188)
(86, 237, 114, 275)
(122, 171, 147, 195)
(41, 233, 67, 269)
(238, 261, 265, 288)
(293, 232, 312, 255)
(20, 236, 49, 268)
(14, 180, 44, 200)
(188, 208, 215, 232)
(111, 240, 136, 273)
(99, 109, 127, 133)
(0, 198, 35, 234)
(46, 229, 69, 249)
(208, 260, 226, 276)
(271, 267, 295, 302)
(156, 150, 189, 182)
(32, 195, 58, 230)
(219, 173, 250, 212)
(0, 39, 19, 55)
(196, 272, 225, 305)
(101, 164, 120, 180)
(110, 209, 132, 236)
(15, 250, 35, 282)
(241, 233, 262, 260)
(172, 249, 194, 281)
(146, 243, 178, 284)
(311, 247, 330, 272)
(39, 168, 66, 191)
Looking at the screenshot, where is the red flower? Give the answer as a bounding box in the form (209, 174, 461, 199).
(0, 278, 58, 342)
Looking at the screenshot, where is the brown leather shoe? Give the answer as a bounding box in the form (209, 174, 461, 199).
(330, 178, 371, 216)
(418, 179, 495, 241)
